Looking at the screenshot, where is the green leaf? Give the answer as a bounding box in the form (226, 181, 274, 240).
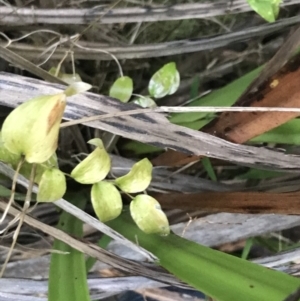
(109, 76, 133, 103)
(108, 213, 300, 301)
(71, 138, 110, 184)
(115, 158, 152, 193)
(238, 169, 284, 180)
(130, 195, 170, 235)
(49, 67, 83, 85)
(0, 184, 26, 200)
(122, 141, 162, 155)
(201, 157, 217, 181)
(170, 66, 263, 127)
(0, 132, 21, 165)
(64, 82, 92, 97)
(19, 153, 58, 184)
(91, 181, 122, 222)
(85, 235, 112, 272)
(37, 168, 66, 202)
(247, 0, 281, 22)
(1, 93, 67, 163)
(49, 195, 90, 301)
(241, 238, 255, 260)
(148, 62, 180, 99)
(251, 119, 300, 145)
(132, 96, 157, 108)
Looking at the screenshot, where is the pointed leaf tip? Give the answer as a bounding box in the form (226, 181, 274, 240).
(71, 139, 110, 184)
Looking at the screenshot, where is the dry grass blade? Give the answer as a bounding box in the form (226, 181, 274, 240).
(0, 199, 185, 287)
(1, 1, 299, 25)
(0, 277, 166, 301)
(3, 15, 300, 60)
(0, 161, 156, 261)
(0, 46, 65, 84)
(1, 73, 300, 171)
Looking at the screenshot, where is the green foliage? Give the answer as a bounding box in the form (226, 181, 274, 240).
(238, 168, 284, 179)
(49, 196, 90, 301)
(132, 96, 157, 108)
(5, 59, 300, 301)
(170, 66, 263, 128)
(251, 119, 300, 145)
(148, 62, 180, 98)
(0, 132, 20, 165)
(37, 168, 66, 202)
(49, 67, 82, 84)
(108, 213, 300, 301)
(85, 235, 112, 272)
(247, 0, 281, 22)
(121, 141, 162, 155)
(202, 157, 217, 181)
(71, 138, 111, 184)
(1, 93, 66, 163)
(91, 181, 122, 222)
(130, 195, 170, 235)
(115, 158, 152, 193)
(109, 76, 133, 103)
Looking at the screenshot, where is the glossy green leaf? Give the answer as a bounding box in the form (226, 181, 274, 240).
(132, 96, 157, 108)
(148, 62, 180, 99)
(115, 158, 152, 193)
(71, 138, 110, 184)
(170, 66, 263, 127)
(108, 213, 300, 301)
(130, 195, 170, 235)
(109, 76, 133, 103)
(247, 0, 281, 22)
(37, 168, 66, 202)
(91, 181, 122, 222)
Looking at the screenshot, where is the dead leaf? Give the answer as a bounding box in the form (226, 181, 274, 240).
(153, 191, 300, 214)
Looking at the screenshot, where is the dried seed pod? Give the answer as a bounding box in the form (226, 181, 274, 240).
(115, 158, 152, 193)
(71, 138, 111, 184)
(91, 181, 122, 222)
(130, 194, 170, 235)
